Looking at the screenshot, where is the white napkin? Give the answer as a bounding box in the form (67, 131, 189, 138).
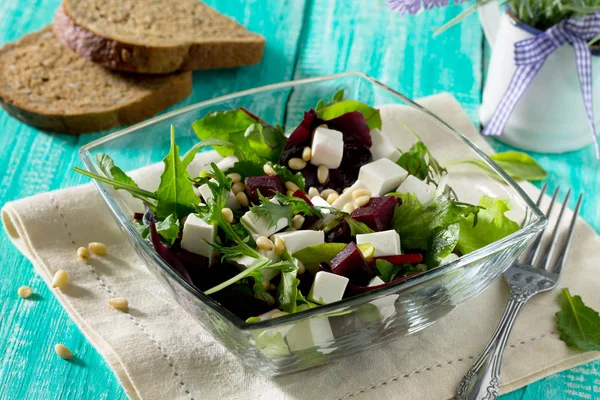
(2, 94, 599, 400)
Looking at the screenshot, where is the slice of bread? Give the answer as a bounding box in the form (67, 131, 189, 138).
(54, 0, 266, 74)
(0, 26, 192, 134)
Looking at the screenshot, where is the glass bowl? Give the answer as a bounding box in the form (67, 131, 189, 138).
(79, 72, 546, 376)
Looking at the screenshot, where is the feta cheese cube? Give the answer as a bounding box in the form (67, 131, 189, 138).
(358, 158, 409, 196)
(370, 129, 401, 162)
(272, 230, 325, 255)
(308, 271, 349, 305)
(308, 196, 337, 226)
(201, 155, 239, 174)
(180, 214, 216, 258)
(240, 204, 288, 238)
(331, 181, 367, 209)
(396, 175, 437, 207)
(285, 315, 335, 352)
(310, 126, 344, 169)
(368, 276, 386, 287)
(356, 230, 401, 257)
(197, 182, 240, 210)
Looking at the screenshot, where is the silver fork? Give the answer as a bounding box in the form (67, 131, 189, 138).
(456, 184, 583, 400)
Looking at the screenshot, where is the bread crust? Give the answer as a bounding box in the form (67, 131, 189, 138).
(54, 4, 265, 74)
(0, 27, 192, 134)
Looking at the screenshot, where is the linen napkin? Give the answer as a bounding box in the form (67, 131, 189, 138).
(2, 94, 599, 400)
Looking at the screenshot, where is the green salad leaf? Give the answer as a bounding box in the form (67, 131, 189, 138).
(345, 216, 374, 236)
(192, 109, 286, 163)
(136, 214, 181, 246)
(443, 151, 548, 182)
(293, 243, 347, 267)
(317, 100, 383, 130)
(97, 154, 139, 189)
(456, 196, 520, 254)
(250, 192, 322, 228)
(396, 140, 429, 181)
(425, 223, 460, 267)
(154, 127, 199, 220)
(266, 162, 306, 191)
(315, 89, 345, 111)
(556, 288, 600, 351)
(226, 160, 266, 180)
(375, 259, 401, 282)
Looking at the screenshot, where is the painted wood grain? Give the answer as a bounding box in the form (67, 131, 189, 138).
(0, 0, 598, 399)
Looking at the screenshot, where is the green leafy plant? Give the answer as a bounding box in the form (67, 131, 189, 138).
(556, 288, 600, 351)
(443, 151, 548, 182)
(375, 259, 402, 282)
(249, 192, 323, 228)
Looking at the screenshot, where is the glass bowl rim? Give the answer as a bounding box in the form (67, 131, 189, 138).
(79, 71, 547, 330)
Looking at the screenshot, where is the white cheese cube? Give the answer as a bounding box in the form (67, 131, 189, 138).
(272, 230, 325, 255)
(180, 214, 216, 258)
(197, 182, 240, 210)
(308, 271, 349, 305)
(201, 155, 239, 174)
(309, 196, 337, 226)
(331, 181, 367, 209)
(370, 128, 401, 162)
(368, 276, 385, 287)
(240, 205, 288, 239)
(356, 230, 401, 257)
(310, 126, 344, 169)
(396, 175, 437, 207)
(358, 158, 409, 196)
(285, 315, 335, 352)
(440, 253, 459, 265)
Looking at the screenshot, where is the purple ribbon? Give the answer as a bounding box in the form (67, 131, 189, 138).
(483, 13, 600, 159)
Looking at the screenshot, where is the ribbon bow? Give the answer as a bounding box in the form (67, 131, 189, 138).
(483, 13, 600, 159)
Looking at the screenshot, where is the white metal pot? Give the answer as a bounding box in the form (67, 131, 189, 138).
(479, 4, 600, 153)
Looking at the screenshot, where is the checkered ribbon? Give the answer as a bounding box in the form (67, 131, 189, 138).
(483, 13, 600, 158)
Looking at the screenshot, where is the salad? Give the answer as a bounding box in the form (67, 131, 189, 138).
(76, 91, 520, 323)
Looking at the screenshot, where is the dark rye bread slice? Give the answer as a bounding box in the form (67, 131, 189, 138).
(0, 27, 192, 134)
(54, 0, 266, 74)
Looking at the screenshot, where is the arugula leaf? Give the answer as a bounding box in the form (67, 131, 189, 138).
(396, 141, 429, 180)
(556, 288, 600, 351)
(345, 216, 374, 236)
(443, 151, 548, 182)
(182, 138, 245, 166)
(96, 154, 139, 189)
(317, 100, 383, 130)
(315, 89, 345, 110)
(375, 259, 402, 282)
(250, 192, 322, 228)
(457, 196, 520, 254)
(390, 193, 480, 250)
(425, 224, 459, 268)
(136, 214, 181, 246)
(154, 127, 199, 220)
(74, 167, 157, 204)
(266, 162, 306, 191)
(192, 109, 286, 163)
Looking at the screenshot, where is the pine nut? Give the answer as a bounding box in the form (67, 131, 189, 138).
(317, 165, 329, 184)
(321, 189, 338, 198)
(297, 261, 306, 275)
(326, 193, 339, 204)
(108, 297, 129, 312)
(88, 242, 107, 256)
(52, 270, 69, 288)
(288, 158, 307, 170)
(235, 191, 249, 207)
(17, 286, 33, 299)
(308, 187, 320, 199)
(354, 195, 371, 208)
(274, 236, 286, 255)
(343, 203, 356, 213)
(227, 172, 242, 183)
(270, 311, 289, 319)
(292, 214, 305, 229)
(54, 344, 73, 360)
(302, 147, 312, 162)
(263, 164, 277, 176)
(231, 181, 245, 194)
(352, 189, 372, 200)
(221, 208, 234, 224)
(77, 247, 90, 260)
(256, 236, 274, 251)
(285, 181, 300, 192)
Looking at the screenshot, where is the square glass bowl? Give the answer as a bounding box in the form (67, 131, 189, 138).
(79, 72, 546, 376)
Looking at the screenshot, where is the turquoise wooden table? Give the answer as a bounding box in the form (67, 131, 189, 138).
(1, 1, 598, 399)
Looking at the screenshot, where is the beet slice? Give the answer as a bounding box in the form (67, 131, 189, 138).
(292, 189, 319, 228)
(344, 273, 420, 297)
(245, 175, 285, 203)
(330, 242, 373, 286)
(373, 254, 423, 265)
(326, 111, 372, 148)
(351, 196, 398, 231)
(326, 220, 351, 243)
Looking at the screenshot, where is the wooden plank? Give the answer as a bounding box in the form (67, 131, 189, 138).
(0, 0, 307, 399)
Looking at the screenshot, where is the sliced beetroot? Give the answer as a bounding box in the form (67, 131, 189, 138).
(292, 189, 319, 228)
(326, 111, 372, 148)
(373, 254, 423, 265)
(292, 189, 313, 206)
(326, 220, 351, 243)
(211, 289, 273, 320)
(330, 242, 373, 286)
(351, 196, 398, 231)
(344, 273, 420, 297)
(245, 175, 285, 203)
(148, 219, 193, 285)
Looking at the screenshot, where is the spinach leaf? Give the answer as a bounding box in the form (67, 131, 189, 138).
(154, 127, 199, 220)
(456, 196, 520, 254)
(317, 100, 382, 130)
(556, 288, 600, 351)
(375, 259, 402, 282)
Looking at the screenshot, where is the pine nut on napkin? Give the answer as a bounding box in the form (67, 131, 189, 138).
(2, 94, 599, 400)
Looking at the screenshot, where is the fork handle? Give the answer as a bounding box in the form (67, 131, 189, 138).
(456, 295, 528, 400)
